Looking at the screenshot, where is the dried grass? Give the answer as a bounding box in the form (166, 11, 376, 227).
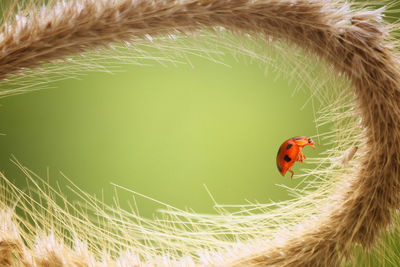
(0, 0, 399, 266)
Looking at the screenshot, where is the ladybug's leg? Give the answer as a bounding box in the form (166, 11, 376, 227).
(300, 147, 306, 160)
(297, 153, 303, 163)
(288, 169, 294, 179)
(297, 148, 304, 162)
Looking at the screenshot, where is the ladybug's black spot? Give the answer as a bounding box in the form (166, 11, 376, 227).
(284, 155, 291, 162)
(308, 138, 312, 143)
(277, 163, 282, 173)
(277, 146, 281, 156)
(286, 144, 293, 150)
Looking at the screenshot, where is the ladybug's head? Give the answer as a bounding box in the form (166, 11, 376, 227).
(307, 138, 316, 149)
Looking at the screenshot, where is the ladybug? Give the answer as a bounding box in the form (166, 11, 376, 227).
(276, 136, 316, 178)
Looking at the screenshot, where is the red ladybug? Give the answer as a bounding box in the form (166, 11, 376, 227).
(276, 136, 316, 178)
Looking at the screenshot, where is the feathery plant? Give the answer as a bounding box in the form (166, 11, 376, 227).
(0, 0, 400, 266)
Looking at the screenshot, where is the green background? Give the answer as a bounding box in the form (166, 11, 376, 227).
(0, 46, 319, 217)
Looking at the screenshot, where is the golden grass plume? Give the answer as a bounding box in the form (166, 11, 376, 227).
(0, 0, 400, 266)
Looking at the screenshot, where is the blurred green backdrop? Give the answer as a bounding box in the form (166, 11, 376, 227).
(0, 44, 319, 217)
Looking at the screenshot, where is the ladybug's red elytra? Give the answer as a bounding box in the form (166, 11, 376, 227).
(276, 136, 316, 178)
